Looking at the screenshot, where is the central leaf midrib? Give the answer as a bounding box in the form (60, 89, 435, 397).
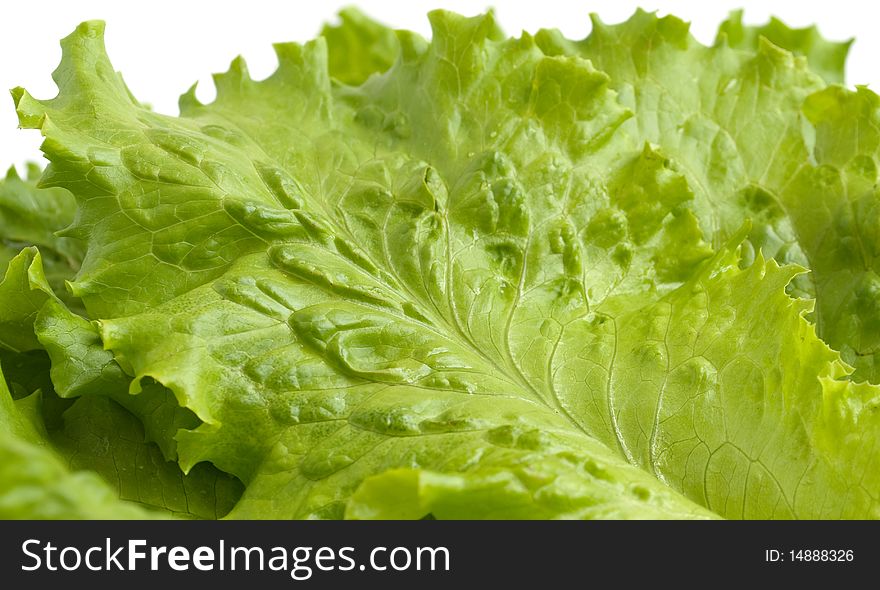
(200, 68, 607, 442)
(276, 157, 584, 433)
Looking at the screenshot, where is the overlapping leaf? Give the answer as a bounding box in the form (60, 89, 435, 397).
(536, 10, 880, 382)
(0, 249, 242, 518)
(2, 9, 880, 519)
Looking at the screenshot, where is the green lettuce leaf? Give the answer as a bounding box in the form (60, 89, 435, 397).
(0, 164, 83, 313)
(0, 364, 156, 519)
(536, 10, 880, 382)
(41, 391, 242, 519)
(0, 372, 241, 518)
(322, 7, 399, 85)
(0, 248, 243, 517)
(717, 9, 851, 84)
(4, 9, 880, 519)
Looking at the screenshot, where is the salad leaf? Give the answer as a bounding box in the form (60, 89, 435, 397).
(322, 7, 399, 85)
(0, 365, 156, 519)
(536, 10, 880, 382)
(2, 9, 880, 519)
(0, 249, 242, 518)
(717, 9, 852, 84)
(0, 369, 240, 519)
(0, 165, 83, 313)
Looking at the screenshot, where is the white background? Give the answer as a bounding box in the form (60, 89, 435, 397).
(1, 0, 877, 170)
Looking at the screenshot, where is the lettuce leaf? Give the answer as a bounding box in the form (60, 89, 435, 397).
(717, 9, 852, 84)
(2, 9, 880, 519)
(0, 364, 156, 519)
(536, 11, 880, 383)
(322, 7, 399, 85)
(0, 249, 243, 518)
(0, 164, 83, 314)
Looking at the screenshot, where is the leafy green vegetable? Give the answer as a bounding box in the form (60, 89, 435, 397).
(717, 9, 852, 85)
(536, 10, 880, 383)
(0, 249, 243, 518)
(2, 8, 880, 519)
(0, 164, 83, 314)
(322, 7, 399, 85)
(0, 365, 156, 519)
